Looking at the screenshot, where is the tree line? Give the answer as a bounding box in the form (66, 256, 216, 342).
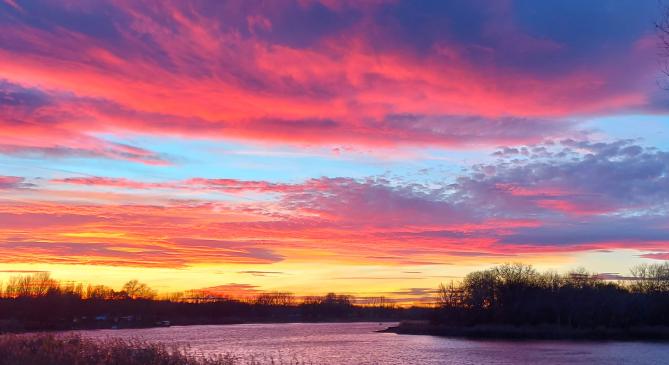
(2, 273, 157, 301)
(0, 273, 415, 332)
(435, 263, 669, 328)
(4, 263, 668, 333)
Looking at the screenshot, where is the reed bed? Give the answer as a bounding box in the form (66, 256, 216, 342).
(0, 334, 306, 365)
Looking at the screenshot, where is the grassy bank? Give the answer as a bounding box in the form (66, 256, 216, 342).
(382, 320, 669, 340)
(0, 334, 305, 365)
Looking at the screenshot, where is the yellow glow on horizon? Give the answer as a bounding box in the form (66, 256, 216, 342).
(60, 232, 127, 239)
(0, 250, 659, 305)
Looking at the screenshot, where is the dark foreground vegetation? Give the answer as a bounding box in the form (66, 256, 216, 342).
(0, 273, 420, 332)
(0, 334, 299, 365)
(385, 263, 669, 340)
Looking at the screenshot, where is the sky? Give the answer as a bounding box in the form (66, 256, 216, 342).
(1, 0, 669, 303)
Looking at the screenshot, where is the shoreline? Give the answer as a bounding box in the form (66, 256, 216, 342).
(380, 321, 669, 341)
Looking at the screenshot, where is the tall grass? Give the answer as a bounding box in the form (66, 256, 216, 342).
(0, 334, 306, 365)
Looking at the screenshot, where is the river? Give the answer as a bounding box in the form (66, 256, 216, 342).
(72, 322, 669, 364)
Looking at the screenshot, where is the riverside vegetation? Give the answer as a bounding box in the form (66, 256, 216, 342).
(386, 263, 669, 339)
(0, 334, 307, 365)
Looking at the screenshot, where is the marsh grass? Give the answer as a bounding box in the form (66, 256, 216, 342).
(0, 334, 308, 365)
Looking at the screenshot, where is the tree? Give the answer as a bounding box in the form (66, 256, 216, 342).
(254, 292, 295, 306)
(85, 284, 116, 300)
(630, 263, 669, 293)
(437, 281, 464, 309)
(461, 269, 497, 310)
(4, 272, 59, 298)
(121, 280, 156, 300)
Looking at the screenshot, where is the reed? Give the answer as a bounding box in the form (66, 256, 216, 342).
(0, 333, 306, 365)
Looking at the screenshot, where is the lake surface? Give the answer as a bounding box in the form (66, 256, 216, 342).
(72, 322, 669, 364)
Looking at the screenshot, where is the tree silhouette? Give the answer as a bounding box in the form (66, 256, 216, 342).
(435, 263, 669, 329)
(122, 280, 156, 300)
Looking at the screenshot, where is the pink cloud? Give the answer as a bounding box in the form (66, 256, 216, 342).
(640, 253, 669, 261)
(0, 175, 30, 189)
(0, 1, 658, 163)
(51, 177, 172, 190)
(32, 139, 669, 267)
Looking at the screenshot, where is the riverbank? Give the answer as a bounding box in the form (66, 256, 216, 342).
(381, 321, 669, 340)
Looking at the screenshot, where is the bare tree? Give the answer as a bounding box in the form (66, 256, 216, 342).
(4, 273, 58, 298)
(630, 263, 669, 293)
(437, 281, 464, 308)
(254, 291, 295, 306)
(122, 280, 156, 300)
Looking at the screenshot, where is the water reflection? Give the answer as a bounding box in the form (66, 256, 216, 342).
(73, 322, 669, 365)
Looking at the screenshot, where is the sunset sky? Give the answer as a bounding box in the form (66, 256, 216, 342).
(1, 0, 669, 303)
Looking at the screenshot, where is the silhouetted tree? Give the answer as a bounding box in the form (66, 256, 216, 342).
(435, 263, 669, 329)
(630, 262, 669, 293)
(122, 280, 156, 300)
(4, 272, 59, 298)
(254, 292, 295, 307)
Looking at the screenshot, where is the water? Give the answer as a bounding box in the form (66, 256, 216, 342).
(72, 322, 669, 364)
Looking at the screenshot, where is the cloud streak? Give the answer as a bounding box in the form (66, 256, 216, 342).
(2, 139, 667, 268)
